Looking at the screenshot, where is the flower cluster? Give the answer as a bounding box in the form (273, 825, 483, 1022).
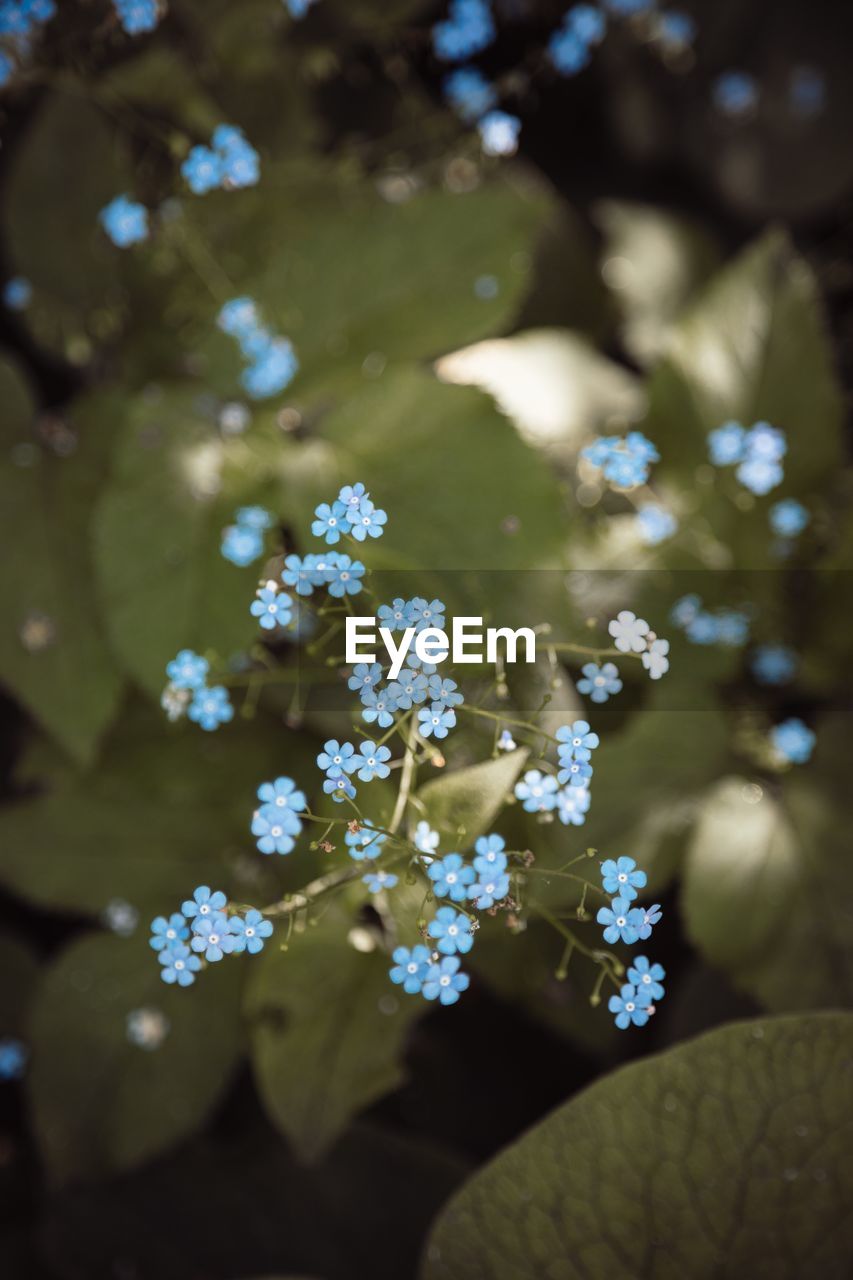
(595, 855, 665, 1028)
(99, 195, 149, 248)
(515, 719, 599, 827)
(150, 886, 273, 987)
(581, 432, 660, 490)
(182, 124, 260, 194)
(218, 298, 298, 399)
(770, 717, 815, 765)
(432, 0, 494, 62)
(670, 595, 750, 648)
(252, 775, 306, 853)
(548, 5, 605, 76)
(0, 0, 55, 86)
(113, 0, 161, 35)
(312, 482, 387, 545)
(283, 551, 365, 598)
(317, 739, 391, 803)
(707, 421, 786, 496)
(220, 504, 275, 566)
(161, 648, 234, 730)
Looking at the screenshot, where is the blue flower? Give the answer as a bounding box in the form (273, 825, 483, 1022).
(636, 503, 677, 545)
(478, 110, 521, 157)
(346, 498, 387, 542)
(362, 688, 399, 729)
(182, 885, 228, 919)
(770, 499, 810, 538)
(355, 741, 392, 782)
(670, 593, 702, 628)
(389, 944, 432, 994)
(716, 610, 750, 647)
(746, 422, 786, 462)
(326, 554, 365, 597)
(656, 10, 695, 45)
(597, 896, 639, 945)
(349, 662, 383, 695)
(418, 702, 456, 740)
(737, 457, 783, 496)
(182, 145, 223, 193)
(250, 586, 293, 631)
(221, 523, 263, 566)
(216, 125, 260, 189)
(600, 856, 646, 901)
(713, 70, 759, 116)
(218, 297, 259, 339)
(473, 833, 506, 875)
(188, 686, 233, 730)
(635, 902, 661, 941)
(252, 803, 300, 854)
(317, 740, 358, 776)
(432, 0, 495, 61)
(378, 598, 414, 631)
(608, 983, 650, 1029)
(242, 338, 299, 399)
(557, 756, 593, 787)
(229, 909, 273, 954)
(0, 1037, 28, 1080)
(149, 913, 189, 952)
(582, 433, 658, 489)
(770, 717, 815, 764)
(282, 553, 322, 595)
(312, 500, 349, 544)
(557, 720, 599, 757)
(323, 770, 357, 802)
(444, 67, 497, 122)
(515, 769, 558, 813)
(751, 645, 797, 686)
(685, 612, 720, 645)
(190, 912, 236, 962)
(556, 785, 590, 826)
(468, 869, 510, 909)
(235, 505, 274, 531)
(99, 195, 149, 247)
(257, 775, 306, 813)
(114, 0, 160, 34)
(389, 668, 430, 707)
(427, 674, 463, 707)
(423, 955, 470, 1005)
(166, 649, 209, 690)
(285, 0, 319, 16)
(428, 852, 476, 901)
(408, 598, 446, 632)
(363, 869, 398, 893)
(3, 276, 31, 310)
(345, 828, 386, 860)
(338, 482, 368, 517)
(576, 662, 622, 703)
(158, 942, 202, 987)
(627, 955, 665, 1002)
(707, 421, 746, 466)
(429, 906, 475, 954)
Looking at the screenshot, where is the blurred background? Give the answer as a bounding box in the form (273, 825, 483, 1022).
(1, 1, 853, 1277)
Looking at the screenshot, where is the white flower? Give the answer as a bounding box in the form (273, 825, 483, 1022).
(497, 729, 517, 751)
(642, 638, 670, 680)
(414, 821, 440, 854)
(608, 610, 650, 654)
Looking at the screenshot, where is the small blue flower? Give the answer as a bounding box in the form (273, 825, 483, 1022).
(657, 10, 695, 45)
(221, 523, 263, 566)
(323, 770, 357, 802)
(252, 803, 300, 854)
(3, 276, 31, 310)
(636, 503, 677, 545)
(515, 769, 559, 813)
(576, 662, 622, 703)
(707, 421, 746, 466)
(326, 554, 365, 598)
(737, 457, 783, 496)
(362, 688, 399, 729)
(608, 983, 650, 1029)
(345, 828, 386, 860)
(355, 741, 392, 782)
(432, 0, 495, 61)
(114, 0, 160, 35)
(99, 194, 149, 247)
(408, 598, 446, 632)
(468, 869, 510, 909)
(338, 482, 368, 517)
(389, 668, 430, 707)
(250, 587, 293, 631)
(418, 702, 456, 740)
(427, 674, 463, 707)
(429, 906, 475, 955)
(770, 499, 810, 538)
(317, 740, 358, 776)
(235, 505, 274, 531)
(597, 897, 639, 945)
(473, 833, 506, 876)
(556, 785, 590, 826)
(685, 612, 720, 645)
(423, 955, 470, 1005)
(182, 145, 223, 194)
(389, 944, 431, 994)
(478, 110, 521, 157)
(363, 869, 398, 893)
(188, 686, 233, 731)
(282, 553, 320, 595)
(182, 885, 228, 919)
(346, 498, 387, 542)
(557, 720, 599, 758)
(242, 338, 299, 399)
(166, 649, 209, 690)
(600, 856, 647, 901)
(714, 70, 759, 117)
(444, 66, 497, 122)
(378, 598, 413, 631)
(149, 913, 189, 951)
(627, 955, 665, 1002)
(349, 662, 383, 695)
(751, 645, 797, 686)
(716, 610, 750, 647)
(218, 297, 260, 339)
(635, 903, 661, 941)
(0, 1037, 28, 1080)
(770, 717, 815, 764)
(158, 942, 202, 987)
(285, 0, 319, 16)
(190, 912, 236, 962)
(229, 909, 273, 954)
(670, 593, 702, 628)
(746, 423, 786, 461)
(312, 500, 349, 544)
(428, 852, 476, 901)
(216, 125, 260, 189)
(257, 775, 306, 813)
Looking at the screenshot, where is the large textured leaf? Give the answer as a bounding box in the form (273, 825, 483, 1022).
(0, 366, 124, 763)
(29, 933, 244, 1185)
(417, 748, 529, 846)
(422, 1012, 853, 1280)
(246, 911, 425, 1162)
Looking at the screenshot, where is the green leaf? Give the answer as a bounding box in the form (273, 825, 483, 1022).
(0, 368, 124, 763)
(422, 1012, 853, 1280)
(246, 911, 425, 1162)
(417, 748, 529, 846)
(596, 200, 721, 366)
(28, 933, 244, 1185)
